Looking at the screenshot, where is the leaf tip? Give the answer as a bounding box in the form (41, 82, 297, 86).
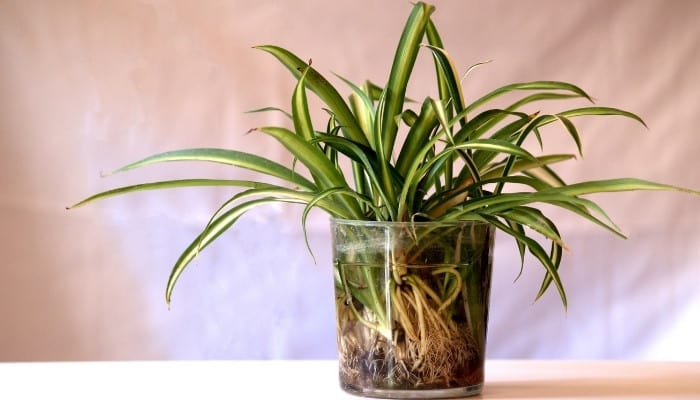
(66, 199, 86, 210)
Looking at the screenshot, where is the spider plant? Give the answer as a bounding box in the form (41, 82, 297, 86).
(70, 1, 697, 395)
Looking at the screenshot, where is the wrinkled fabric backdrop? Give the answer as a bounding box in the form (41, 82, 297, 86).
(1, 0, 699, 361)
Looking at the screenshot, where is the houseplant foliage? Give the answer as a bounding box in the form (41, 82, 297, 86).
(71, 1, 698, 397)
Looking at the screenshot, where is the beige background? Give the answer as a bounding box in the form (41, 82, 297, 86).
(1, 0, 699, 361)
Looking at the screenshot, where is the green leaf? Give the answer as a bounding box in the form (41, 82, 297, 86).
(334, 72, 376, 143)
(301, 187, 383, 260)
(292, 65, 316, 143)
(257, 127, 345, 189)
(108, 148, 317, 190)
(376, 2, 435, 160)
(257, 126, 364, 218)
(167, 184, 361, 304)
(497, 206, 569, 251)
(558, 107, 647, 128)
(349, 94, 375, 148)
(453, 108, 530, 142)
(453, 139, 539, 161)
(506, 220, 527, 282)
(470, 92, 581, 137)
(522, 165, 568, 188)
(423, 44, 466, 125)
(478, 214, 567, 308)
(363, 80, 384, 102)
(424, 19, 450, 109)
(469, 112, 533, 169)
(395, 98, 439, 177)
(68, 179, 276, 209)
(369, 2, 435, 217)
(544, 178, 700, 197)
(494, 113, 556, 195)
(442, 191, 620, 232)
(467, 81, 593, 115)
(424, 175, 553, 215)
(166, 198, 280, 304)
(399, 139, 539, 219)
(312, 134, 399, 220)
(208, 186, 353, 226)
(547, 199, 625, 238)
(481, 154, 576, 181)
(245, 106, 292, 120)
(254, 45, 369, 147)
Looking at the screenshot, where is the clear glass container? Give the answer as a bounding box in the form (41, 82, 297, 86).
(331, 219, 494, 399)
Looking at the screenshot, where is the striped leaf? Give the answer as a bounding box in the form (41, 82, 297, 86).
(108, 148, 317, 190)
(254, 45, 369, 147)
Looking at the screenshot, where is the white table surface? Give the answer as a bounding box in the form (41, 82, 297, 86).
(0, 360, 698, 399)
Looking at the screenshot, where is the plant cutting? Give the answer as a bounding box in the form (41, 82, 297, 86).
(70, 1, 698, 398)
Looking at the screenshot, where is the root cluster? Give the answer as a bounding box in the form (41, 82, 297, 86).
(337, 283, 482, 390)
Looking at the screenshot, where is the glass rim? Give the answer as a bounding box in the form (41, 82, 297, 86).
(330, 218, 491, 228)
